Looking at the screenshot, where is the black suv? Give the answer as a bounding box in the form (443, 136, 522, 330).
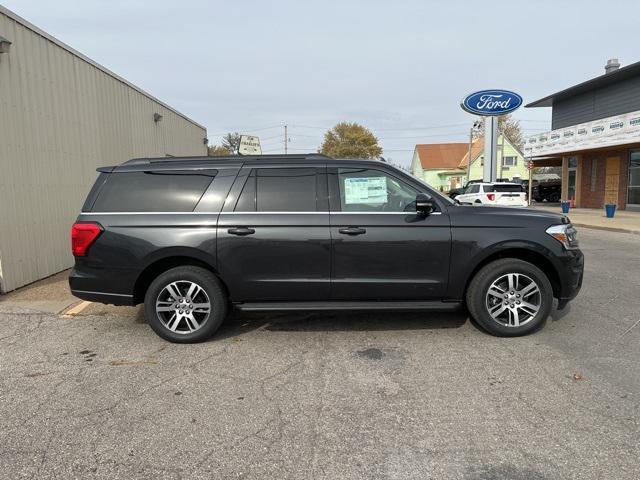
(70, 154, 583, 343)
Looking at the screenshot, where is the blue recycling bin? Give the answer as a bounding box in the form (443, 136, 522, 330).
(605, 204, 617, 218)
(561, 201, 570, 214)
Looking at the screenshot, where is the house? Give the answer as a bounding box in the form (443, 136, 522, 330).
(410, 135, 527, 192)
(410, 143, 469, 192)
(525, 58, 640, 210)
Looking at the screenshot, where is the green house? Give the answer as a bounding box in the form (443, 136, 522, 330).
(411, 135, 527, 191)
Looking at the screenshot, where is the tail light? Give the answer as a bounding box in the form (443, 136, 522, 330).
(71, 222, 103, 257)
(486, 193, 495, 201)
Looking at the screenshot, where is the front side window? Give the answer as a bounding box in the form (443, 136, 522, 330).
(466, 184, 480, 194)
(337, 168, 417, 212)
(92, 171, 215, 212)
(235, 168, 318, 212)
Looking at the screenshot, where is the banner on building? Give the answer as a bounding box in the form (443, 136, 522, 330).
(524, 110, 640, 157)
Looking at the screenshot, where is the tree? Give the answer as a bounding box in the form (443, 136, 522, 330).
(474, 114, 524, 151)
(222, 132, 242, 154)
(319, 122, 382, 159)
(207, 144, 231, 156)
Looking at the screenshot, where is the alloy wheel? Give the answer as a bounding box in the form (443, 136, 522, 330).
(485, 273, 541, 327)
(155, 281, 211, 334)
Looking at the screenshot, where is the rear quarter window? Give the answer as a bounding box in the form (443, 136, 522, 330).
(91, 170, 215, 212)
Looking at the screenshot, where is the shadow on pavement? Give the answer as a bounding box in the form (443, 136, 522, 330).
(214, 309, 469, 340)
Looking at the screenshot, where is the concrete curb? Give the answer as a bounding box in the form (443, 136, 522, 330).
(572, 222, 640, 235)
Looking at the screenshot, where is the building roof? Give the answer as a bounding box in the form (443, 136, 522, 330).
(526, 59, 640, 108)
(0, 5, 205, 131)
(414, 143, 469, 170)
(458, 138, 484, 167)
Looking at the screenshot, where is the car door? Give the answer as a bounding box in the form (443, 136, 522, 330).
(328, 165, 451, 300)
(217, 164, 330, 302)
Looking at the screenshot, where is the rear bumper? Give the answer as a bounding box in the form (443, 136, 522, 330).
(69, 266, 136, 306)
(70, 288, 135, 306)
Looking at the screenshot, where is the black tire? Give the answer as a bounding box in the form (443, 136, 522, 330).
(144, 266, 228, 343)
(466, 258, 553, 337)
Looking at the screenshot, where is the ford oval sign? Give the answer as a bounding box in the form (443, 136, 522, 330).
(461, 89, 523, 116)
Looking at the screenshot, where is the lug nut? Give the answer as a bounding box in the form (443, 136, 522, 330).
(516, 300, 521, 304)
(179, 309, 183, 314)
(516, 294, 521, 298)
(189, 304, 193, 309)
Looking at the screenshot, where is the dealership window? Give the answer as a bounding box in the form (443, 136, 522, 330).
(337, 168, 417, 212)
(503, 156, 517, 167)
(566, 156, 578, 202)
(629, 151, 640, 206)
(591, 159, 598, 192)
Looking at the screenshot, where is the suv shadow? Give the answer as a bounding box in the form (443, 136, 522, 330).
(213, 309, 469, 340)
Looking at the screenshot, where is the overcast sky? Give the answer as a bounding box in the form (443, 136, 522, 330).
(4, 0, 640, 165)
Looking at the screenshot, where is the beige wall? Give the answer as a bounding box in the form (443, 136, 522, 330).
(0, 9, 207, 292)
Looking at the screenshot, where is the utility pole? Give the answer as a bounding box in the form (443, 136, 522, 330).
(466, 121, 481, 183)
(284, 125, 288, 155)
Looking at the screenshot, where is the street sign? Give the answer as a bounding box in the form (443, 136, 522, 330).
(238, 135, 262, 155)
(461, 90, 523, 116)
(527, 160, 534, 170)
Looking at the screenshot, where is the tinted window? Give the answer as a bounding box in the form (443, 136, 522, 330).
(337, 168, 417, 212)
(235, 168, 318, 212)
(486, 184, 523, 193)
(235, 172, 256, 212)
(92, 171, 214, 212)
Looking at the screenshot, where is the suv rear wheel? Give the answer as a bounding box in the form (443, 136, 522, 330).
(466, 258, 553, 336)
(144, 266, 228, 343)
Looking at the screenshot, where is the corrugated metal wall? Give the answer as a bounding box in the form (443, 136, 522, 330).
(0, 8, 207, 292)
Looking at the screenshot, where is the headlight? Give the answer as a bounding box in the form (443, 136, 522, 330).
(546, 224, 579, 250)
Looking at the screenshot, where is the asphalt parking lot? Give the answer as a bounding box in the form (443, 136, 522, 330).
(0, 228, 638, 479)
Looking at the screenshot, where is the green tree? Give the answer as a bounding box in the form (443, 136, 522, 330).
(207, 144, 231, 156)
(222, 132, 242, 154)
(474, 114, 524, 151)
(319, 122, 382, 159)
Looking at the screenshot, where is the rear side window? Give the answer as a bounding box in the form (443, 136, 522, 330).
(235, 168, 318, 212)
(485, 184, 523, 193)
(91, 171, 215, 212)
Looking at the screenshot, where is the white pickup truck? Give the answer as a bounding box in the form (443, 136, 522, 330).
(456, 182, 527, 207)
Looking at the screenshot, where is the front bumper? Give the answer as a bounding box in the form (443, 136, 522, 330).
(556, 248, 584, 309)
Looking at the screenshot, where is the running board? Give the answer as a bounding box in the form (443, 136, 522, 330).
(235, 301, 462, 312)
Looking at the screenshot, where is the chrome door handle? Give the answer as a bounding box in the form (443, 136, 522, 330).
(338, 227, 366, 235)
(228, 227, 256, 236)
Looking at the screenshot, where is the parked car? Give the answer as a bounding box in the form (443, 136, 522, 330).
(448, 178, 511, 199)
(70, 154, 583, 342)
(456, 182, 528, 207)
(534, 180, 562, 203)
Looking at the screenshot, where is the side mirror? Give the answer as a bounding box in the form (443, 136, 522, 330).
(416, 193, 434, 215)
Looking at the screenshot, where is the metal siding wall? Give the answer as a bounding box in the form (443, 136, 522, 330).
(552, 76, 640, 129)
(0, 13, 207, 292)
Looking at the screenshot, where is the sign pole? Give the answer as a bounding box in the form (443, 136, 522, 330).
(528, 157, 534, 206)
(483, 116, 498, 182)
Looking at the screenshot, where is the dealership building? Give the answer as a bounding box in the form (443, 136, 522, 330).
(0, 6, 208, 293)
(524, 59, 640, 211)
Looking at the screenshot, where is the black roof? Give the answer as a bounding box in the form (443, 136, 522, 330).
(98, 153, 387, 173)
(526, 59, 640, 108)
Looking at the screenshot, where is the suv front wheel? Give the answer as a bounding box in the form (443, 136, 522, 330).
(466, 258, 553, 336)
(144, 266, 228, 343)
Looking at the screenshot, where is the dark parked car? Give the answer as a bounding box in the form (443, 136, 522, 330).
(534, 180, 562, 203)
(70, 154, 583, 342)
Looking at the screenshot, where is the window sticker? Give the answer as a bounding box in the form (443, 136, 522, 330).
(344, 177, 388, 204)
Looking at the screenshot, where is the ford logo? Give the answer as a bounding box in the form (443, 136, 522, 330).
(461, 89, 523, 116)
